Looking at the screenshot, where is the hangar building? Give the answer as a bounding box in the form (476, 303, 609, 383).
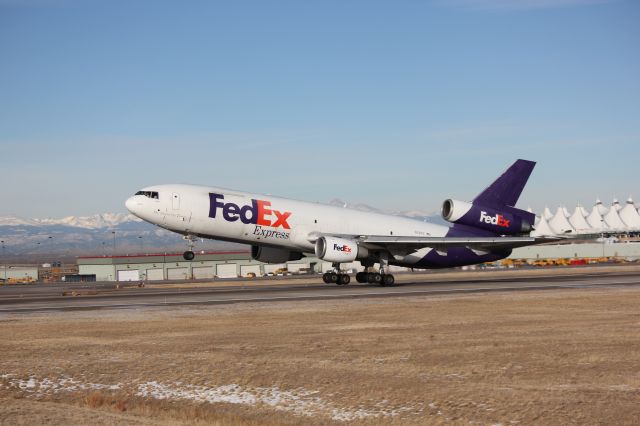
(77, 251, 322, 282)
(0, 266, 39, 283)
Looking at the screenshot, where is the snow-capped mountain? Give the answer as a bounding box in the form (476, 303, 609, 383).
(0, 213, 139, 229)
(0, 213, 237, 259)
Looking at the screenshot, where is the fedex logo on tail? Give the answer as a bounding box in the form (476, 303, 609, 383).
(479, 211, 510, 228)
(333, 244, 352, 253)
(209, 193, 291, 229)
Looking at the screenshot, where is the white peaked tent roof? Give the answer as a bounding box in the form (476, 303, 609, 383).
(586, 207, 608, 230)
(548, 207, 575, 234)
(568, 206, 592, 233)
(612, 199, 622, 211)
(594, 199, 608, 216)
(540, 197, 640, 235)
(619, 198, 640, 229)
(531, 214, 555, 237)
(603, 205, 626, 230)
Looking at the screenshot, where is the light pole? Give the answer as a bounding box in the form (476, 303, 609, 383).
(138, 236, 144, 254)
(48, 236, 53, 262)
(1, 240, 5, 283)
(102, 241, 106, 256)
(112, 231, 116, 256)
(601, 218, 605, 258)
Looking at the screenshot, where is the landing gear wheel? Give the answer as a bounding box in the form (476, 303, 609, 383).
(322, 272, 338, 284)
(382, 274, 395, 286)
(183, 250, 195, 261)
(355, 272, 367, 283)
(338, 274, 351, 285)
(367, 272, 382, 284)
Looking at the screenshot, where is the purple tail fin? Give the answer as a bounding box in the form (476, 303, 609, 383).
(473, 159, 536, 208)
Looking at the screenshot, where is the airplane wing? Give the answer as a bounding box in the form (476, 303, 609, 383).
(357, 235, 562, 252)
(308, 233, 564, 254)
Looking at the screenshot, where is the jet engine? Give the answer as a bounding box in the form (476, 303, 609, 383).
(314, 236, 368, 263)
(441, 199, 534, 235)
(251, 246, 303, 263)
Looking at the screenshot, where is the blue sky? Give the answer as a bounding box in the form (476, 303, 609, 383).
(1, 0, 638, 217)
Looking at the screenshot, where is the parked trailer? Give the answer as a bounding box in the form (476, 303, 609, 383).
(63, 274, 97, 283)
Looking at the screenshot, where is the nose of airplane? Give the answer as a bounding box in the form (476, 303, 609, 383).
(125, 196, 138, 214)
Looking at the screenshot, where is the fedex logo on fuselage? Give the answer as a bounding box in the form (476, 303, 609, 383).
(209, 193, 291, 229)
(333, 244, 351, 253)
(479, 211, 510, 228)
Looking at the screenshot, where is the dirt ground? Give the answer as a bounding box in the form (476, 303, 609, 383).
(1, 287, 640, 425)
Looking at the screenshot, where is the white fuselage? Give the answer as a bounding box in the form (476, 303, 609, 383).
(126, 184, 450, 265)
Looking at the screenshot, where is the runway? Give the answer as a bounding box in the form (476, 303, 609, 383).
(1, 266, 639, 313)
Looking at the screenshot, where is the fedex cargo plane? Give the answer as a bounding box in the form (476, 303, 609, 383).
(125, 159, 556, 286)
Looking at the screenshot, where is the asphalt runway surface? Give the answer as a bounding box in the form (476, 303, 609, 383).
(1, 268, 639, 313)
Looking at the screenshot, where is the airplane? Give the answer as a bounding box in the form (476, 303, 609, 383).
(125, 159, 558, 286)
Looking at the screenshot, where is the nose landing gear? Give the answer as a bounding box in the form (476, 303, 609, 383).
(183, 235, 196, 261)
(183, 251, 195, 261)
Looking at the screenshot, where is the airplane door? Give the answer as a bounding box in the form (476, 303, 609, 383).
(172, 193, 180, 210)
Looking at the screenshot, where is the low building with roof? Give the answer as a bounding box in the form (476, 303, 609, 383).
(0, 265, 39, 283)
(77, 251, 322, 282)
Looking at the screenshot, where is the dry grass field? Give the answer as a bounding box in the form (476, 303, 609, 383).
(1, 286, 640, 425)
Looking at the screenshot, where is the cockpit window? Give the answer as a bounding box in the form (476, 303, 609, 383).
(135, 191, 159, 199)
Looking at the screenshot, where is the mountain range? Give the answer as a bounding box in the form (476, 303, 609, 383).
(0, 213, 136, 229)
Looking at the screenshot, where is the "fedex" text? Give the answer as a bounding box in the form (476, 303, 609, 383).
(479, 211, 510, 228)
(209, 193, 292, 229)
(333, 244, 352, 253)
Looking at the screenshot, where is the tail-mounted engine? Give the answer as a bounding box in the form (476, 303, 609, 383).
(442, 199, 534, 235)
(315, 236, 369, 263)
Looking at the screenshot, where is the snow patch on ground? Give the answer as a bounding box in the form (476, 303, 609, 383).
(0, 373, 421, 421)
(136, 380, 422, 421)
(1, 374, 121, 396)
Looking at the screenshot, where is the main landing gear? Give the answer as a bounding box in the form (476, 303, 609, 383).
(323, 262, 351, 285)
(355, 271, 395, 286)
(183, 235, 196, 261)
(323, 261, 396, 286)
(355, 253, 395, 286)
(322, 271, 351, 285)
